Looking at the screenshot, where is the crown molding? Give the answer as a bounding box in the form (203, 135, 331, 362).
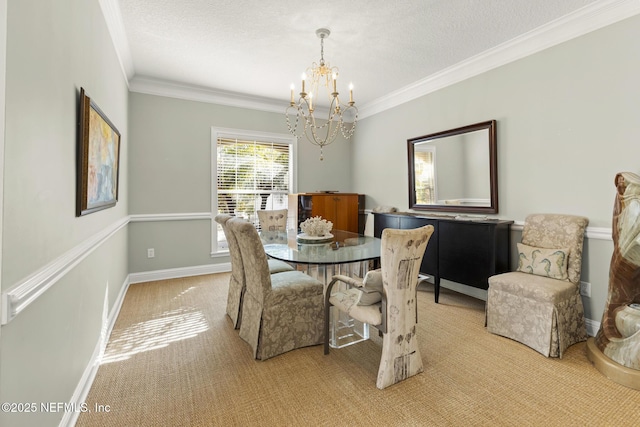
(129, 76, 285, 113)
(358, 0, 640, 118)
(106, 1, 640, 117)
(98, 0, 134, 85)
(129, 75, 334, 116)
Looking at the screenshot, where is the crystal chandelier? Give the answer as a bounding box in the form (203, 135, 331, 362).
(286, 28, 358, 160)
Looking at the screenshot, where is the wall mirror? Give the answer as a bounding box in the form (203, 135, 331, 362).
(407, 120, 498, 214)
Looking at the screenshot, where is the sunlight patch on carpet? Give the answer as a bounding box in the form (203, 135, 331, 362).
(100, 307, 209, 364)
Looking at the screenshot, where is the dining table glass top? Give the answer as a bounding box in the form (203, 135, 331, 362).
(262, 229, 382, 265)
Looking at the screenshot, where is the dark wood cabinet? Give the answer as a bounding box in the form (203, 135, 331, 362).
(289, 193, 365, 233)
(374, 212, 512, 302)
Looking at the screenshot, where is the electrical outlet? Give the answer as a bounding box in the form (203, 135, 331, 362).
(580, 281, 591, 297)
(147, 248, 155, 258)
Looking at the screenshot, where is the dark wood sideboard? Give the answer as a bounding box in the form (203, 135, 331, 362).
(373, 212, 513, 303)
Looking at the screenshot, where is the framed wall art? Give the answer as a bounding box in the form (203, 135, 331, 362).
(76, 87, 121, 216)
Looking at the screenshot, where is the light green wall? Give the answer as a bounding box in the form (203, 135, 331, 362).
(351, 15, 640, 323)
(2, 4, 639, 426)
(127, 93, 353, 272)
(1, 0, 129, 426)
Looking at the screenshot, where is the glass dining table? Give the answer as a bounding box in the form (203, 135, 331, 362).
(262, 229, 382, 349)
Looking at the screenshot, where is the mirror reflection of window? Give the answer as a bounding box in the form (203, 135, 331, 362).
(407, 120, 497, 213)
(414, 145, 436, 204)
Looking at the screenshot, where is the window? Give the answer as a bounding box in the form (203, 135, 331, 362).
(211, 128, 297, 254)
(414, 146, 437, 205)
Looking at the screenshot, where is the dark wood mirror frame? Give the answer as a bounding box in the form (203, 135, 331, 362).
(407, 120, 498, 214)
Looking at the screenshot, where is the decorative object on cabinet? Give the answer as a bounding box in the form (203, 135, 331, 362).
(486, 214, 589, 358)
(76, 87, 121, 216)
(372, 206, 398, 213)
(373, 212, 512, 303)
(407, 120, 497, 214)
(587, 172, 640, 389)
(285, 28, 358, 161)
(324, 225, 435, 389)
(289, 193, 365, 234)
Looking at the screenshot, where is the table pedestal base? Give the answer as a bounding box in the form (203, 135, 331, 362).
(330, 306, 370, 348)
(303, 261, 371, 349)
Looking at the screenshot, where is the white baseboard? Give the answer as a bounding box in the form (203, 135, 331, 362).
(61, 275, 131, 427)
(61, 263, 233, 427)
(585, 318, 601, 337)
(129, 263, 231, 284)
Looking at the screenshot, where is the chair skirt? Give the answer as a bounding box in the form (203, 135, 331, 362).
(226, 276, 243, 329)
(239, 272, 324, 360)
(486, 272, 588, 357)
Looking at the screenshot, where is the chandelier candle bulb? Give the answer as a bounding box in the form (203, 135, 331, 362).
(301, 73, 306, 94)
(332, 73, 337, 92)
(290, 84, 294, 104)
(349, 83, 353, 103)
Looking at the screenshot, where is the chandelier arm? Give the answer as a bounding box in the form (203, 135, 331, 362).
(307, 119, 340, 148)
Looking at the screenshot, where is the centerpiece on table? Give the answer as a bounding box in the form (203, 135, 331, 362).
(297, 216, 334, 244)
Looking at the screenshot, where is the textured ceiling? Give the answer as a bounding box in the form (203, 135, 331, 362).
(117, 0, 601, 108)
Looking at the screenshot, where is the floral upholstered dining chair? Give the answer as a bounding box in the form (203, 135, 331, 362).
(257, 209, 288, 232)
(214, 214, 293, 329)
(486, 213, 589, 358)
(227, 217, 324, 360)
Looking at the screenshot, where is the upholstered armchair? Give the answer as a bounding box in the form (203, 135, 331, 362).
(227, 217, 325, 360)
(257, 209, 288, 232)
(324, 225, 434, 389)
(214, 214, 293, 329)
(486, 214, 589, 358)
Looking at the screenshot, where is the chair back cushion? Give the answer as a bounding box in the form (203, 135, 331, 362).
(227, 217, 272, 302)
(356, 269, 383, 305)
(257, 209, 288, 231)
(521, 214, 589, 284)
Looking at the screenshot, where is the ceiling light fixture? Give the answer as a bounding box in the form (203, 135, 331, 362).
(286, 28, 358, 161)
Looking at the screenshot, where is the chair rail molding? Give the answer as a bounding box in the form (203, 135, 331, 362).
(1, 212, 216, 325)
(129, 212, 212, 222)
(0, 211, 610, 325)
(1, 216, 129, 325)
(511, 221, 611, 241)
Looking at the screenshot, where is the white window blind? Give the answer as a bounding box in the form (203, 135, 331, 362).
(216, 137, 291, 225)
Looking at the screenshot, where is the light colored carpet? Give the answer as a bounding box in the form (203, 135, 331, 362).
(77, 273, 640, 426)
